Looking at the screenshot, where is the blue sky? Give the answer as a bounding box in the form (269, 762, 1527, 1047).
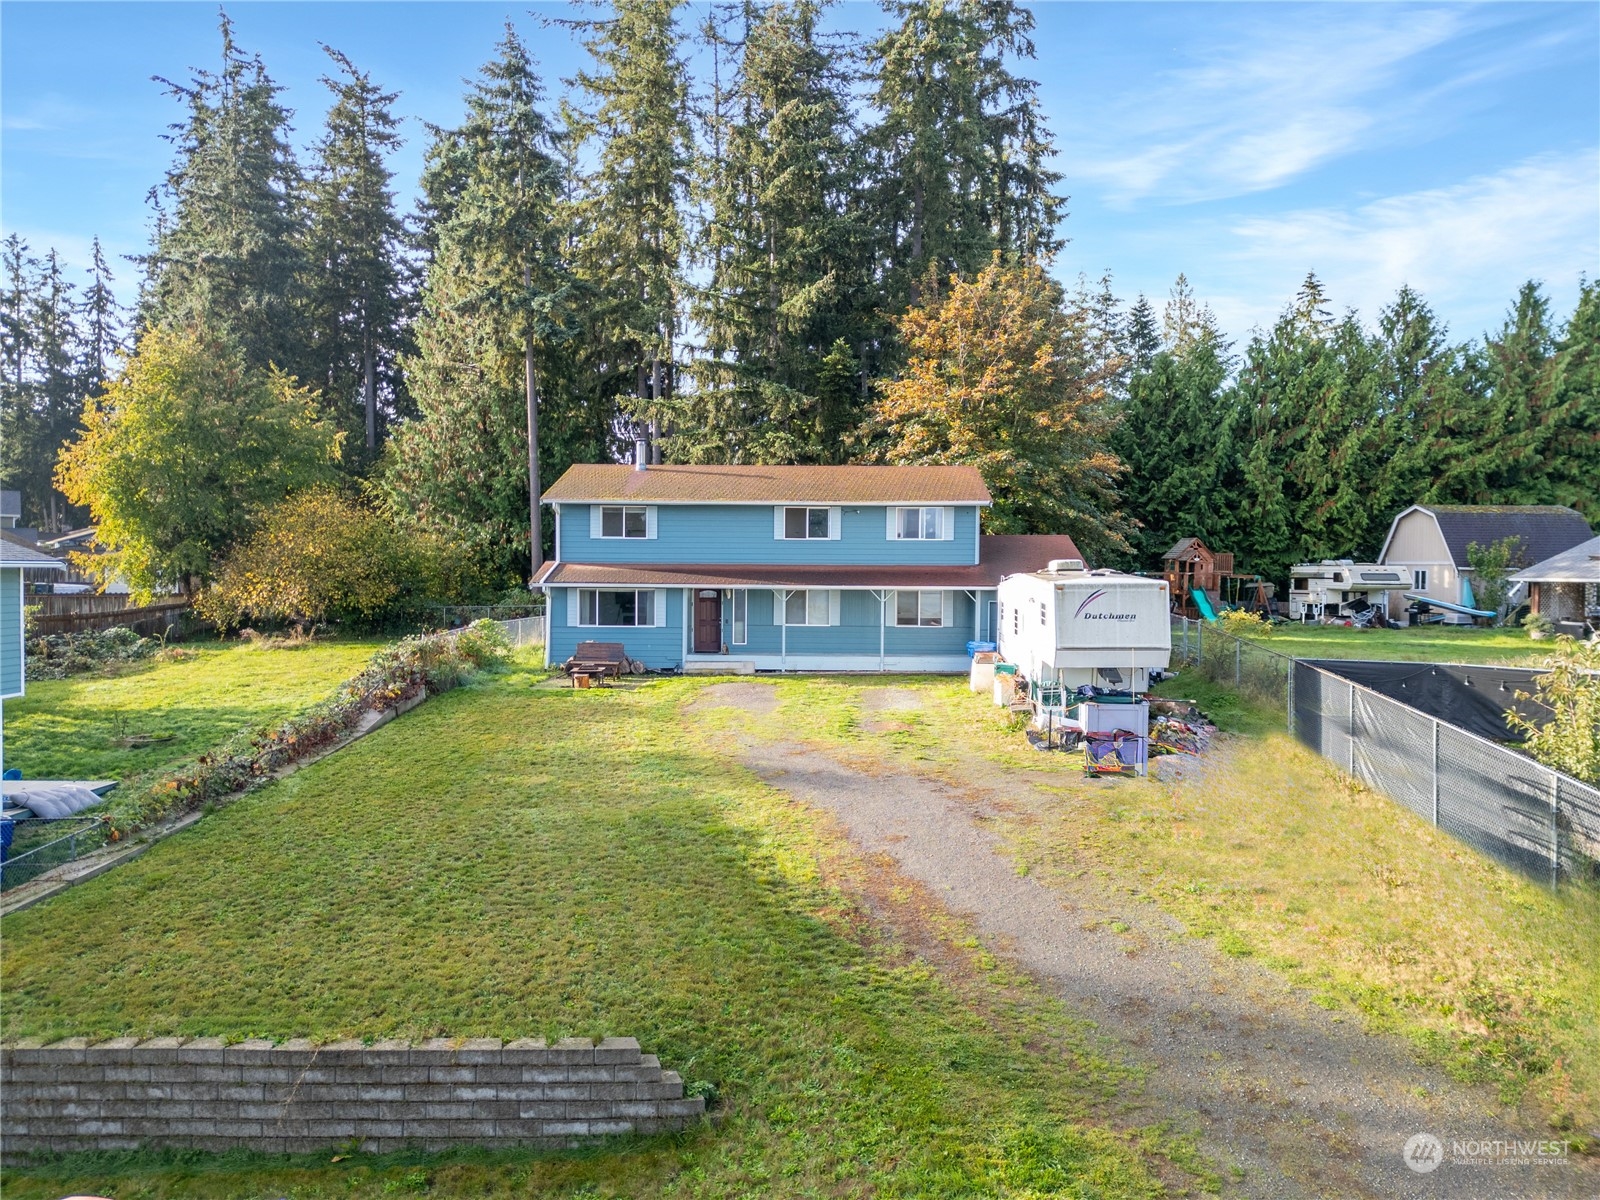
(2, 1, 1596, 346)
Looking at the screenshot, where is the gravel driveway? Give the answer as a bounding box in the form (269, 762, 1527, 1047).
(734, 730, 1595, 1200)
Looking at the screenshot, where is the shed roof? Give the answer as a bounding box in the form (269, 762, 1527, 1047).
(543, 463, 992, 505)
(0, 530, 67, 570)
(534, 534, 1083, 590)
(1161, 537, 1210, 561)
(1510, 535, 1600, 585)
(1383, 505, 1593, 569)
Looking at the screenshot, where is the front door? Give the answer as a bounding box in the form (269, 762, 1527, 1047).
(693, 590, 722, 654)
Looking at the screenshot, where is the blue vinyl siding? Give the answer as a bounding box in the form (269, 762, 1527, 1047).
(1, 568, 23, 698)
(548, 586, 979, 670)
(546, 586, 685, 670)
(559, 503, 979, 566)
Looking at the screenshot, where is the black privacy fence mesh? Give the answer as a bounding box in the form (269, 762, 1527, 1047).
(1292, 659, 1599, 885)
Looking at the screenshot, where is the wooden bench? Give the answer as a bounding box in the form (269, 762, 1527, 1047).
(566, 641, 628, 679)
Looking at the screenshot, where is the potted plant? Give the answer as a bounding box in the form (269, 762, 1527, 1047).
(1522, 611, 1555, 640)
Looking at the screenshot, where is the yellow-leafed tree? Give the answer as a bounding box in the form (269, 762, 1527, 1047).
(862, 257, 1132, 559)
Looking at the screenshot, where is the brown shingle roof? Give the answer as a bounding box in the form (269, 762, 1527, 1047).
(533, 534, 1083, 589)
(542, 463, 992, 505)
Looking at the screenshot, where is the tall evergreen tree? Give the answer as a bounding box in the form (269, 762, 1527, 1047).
(1542, 279, 1600, 522)
(1124, 294, 1160, 375)
(1110, 329, 1240, 566)
(679, 0, 872, 463)
(78, 238, 124, 398)
(563, 0, 692, 455)
(141, 12, 309, 377)
(304, 46, 410, 468)
(865, 0, 1064, 310)
(390, 26, 604, 582)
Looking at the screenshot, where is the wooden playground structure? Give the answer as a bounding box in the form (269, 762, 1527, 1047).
(1161, 537, 1277, 619)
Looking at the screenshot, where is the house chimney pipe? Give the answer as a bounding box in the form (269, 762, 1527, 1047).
(634, 437, 649, 470)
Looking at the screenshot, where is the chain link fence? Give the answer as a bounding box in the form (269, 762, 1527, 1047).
(0, 818, 110, 892)
(1170, 616, 1599, 885)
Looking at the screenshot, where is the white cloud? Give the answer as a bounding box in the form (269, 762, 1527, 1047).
(1065, 6, 1511, 204)
(1219, 149, 1599, 336)
(1, 96, 94, 132)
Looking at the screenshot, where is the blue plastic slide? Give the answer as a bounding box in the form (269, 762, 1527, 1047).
(1401, 592, 1496, 619)
(1191, 587, 1220, 622)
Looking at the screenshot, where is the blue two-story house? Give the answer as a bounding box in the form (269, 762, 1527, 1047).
(535, 464, 1083, 673)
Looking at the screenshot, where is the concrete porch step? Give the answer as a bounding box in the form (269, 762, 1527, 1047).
(683, 660, 756, 675)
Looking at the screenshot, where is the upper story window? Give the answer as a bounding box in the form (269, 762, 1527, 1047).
(888, 506, 953, 540)
(777, 506, 838, 540)
(896, 508, 940, 540)
(591, 505, 654, 539)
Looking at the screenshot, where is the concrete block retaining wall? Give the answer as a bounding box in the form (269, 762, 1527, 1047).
(0, 1036, 705, 1158)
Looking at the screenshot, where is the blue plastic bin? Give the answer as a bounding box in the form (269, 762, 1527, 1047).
(966, 640, 997, 656)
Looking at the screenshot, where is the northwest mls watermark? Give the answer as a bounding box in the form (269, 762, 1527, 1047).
(1403, 1132, 1570, 1173)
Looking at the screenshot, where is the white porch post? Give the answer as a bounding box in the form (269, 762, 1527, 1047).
(777, 589, 789, 670)
(872, 590, 887, 672)
(681, 588, 689, 664)
(967, 589, 980, 644)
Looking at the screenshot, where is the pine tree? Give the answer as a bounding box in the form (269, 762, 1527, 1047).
(1124, 294, 1160, 375)
(563, 0, 692, 454)
(141, 12, 308, 378)
(865, 0, 1064, 311)
(390, 26, 605, 582)
(304, 46, 410, 468)
(79, 238, 124, 398)
(1162, 273, 1216, 355)
(680, 0, 872, 463)
(1370, 284, 1452, 517)
(1110, 328, 1240, 566)
(1540, 279, 1600, 521)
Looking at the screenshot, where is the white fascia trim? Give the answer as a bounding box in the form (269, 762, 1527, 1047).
(543, 499, 992, 508)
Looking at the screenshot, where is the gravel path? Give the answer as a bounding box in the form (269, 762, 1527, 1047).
(739, 737, 1596, 1200)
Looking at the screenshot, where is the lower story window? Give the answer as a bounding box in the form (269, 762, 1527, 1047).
(784, 589, 831, 626)
(894, 589, 947, 627)
(1412, 569, 1428, 591)
(578, 588, 655, 626)
(730, 588, 748, 644)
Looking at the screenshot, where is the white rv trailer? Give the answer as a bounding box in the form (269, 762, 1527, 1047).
(1287, 560, 1406, 621)
(996, 560, 1172, 694)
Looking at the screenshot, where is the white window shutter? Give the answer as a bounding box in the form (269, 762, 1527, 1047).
(654, 589, 668, 627)
(829, 589, 841, 625)
(942, 507, 956, 540)
(589, 506, 602, 538)
(566, 588, 579, 627)
(886, 508, 898, 539)
(829, 507, 842, 539)
(645, 507, 658, 539)
(774, 506, 786, 539)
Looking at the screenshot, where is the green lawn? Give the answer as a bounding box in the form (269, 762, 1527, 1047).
(1, 638, 382, 785)
(1, 666, 1194, 1200)
(1237, 622, 1557, 665)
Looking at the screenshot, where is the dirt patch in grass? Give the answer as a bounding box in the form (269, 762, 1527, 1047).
(685, 680, 779, 715)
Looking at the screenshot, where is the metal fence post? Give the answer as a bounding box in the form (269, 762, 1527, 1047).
(1286, 660, 1295, 736)
(1431, 720, 1440, 827)
(1197, 619, 1202, 661)
(1348, 682, 1357, 776)
(1234, 638, 1241, 686)
(1550, 772, 1561, 889)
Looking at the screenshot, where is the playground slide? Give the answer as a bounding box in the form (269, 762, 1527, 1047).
(1191, 587, 1220, 622)
(1401, 593, 1497, 619)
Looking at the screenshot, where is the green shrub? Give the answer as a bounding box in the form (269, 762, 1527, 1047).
(196, 489, 482, 632)
(25, 626, 156, 680)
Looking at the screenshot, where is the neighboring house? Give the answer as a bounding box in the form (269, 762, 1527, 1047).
(1511, 535, 1600, 637)
(1378, 504, 1594, 622)
(0, 491, 19, 531)
(534, 463, 1084, 672)
(2, 533, 67, 705)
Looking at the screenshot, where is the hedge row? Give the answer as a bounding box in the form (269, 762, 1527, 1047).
(102, 621, 511, 836)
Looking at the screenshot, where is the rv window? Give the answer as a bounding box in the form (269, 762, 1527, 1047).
(1040, 601, 1046, 626)
(1293, 578, 1307, 590)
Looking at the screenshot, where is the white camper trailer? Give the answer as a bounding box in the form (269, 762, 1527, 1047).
(996, 561, 1172, 696)
(1287, 560, 1405, 622)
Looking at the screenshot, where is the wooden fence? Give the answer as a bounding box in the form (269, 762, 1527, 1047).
(31, 600, 191, 638)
